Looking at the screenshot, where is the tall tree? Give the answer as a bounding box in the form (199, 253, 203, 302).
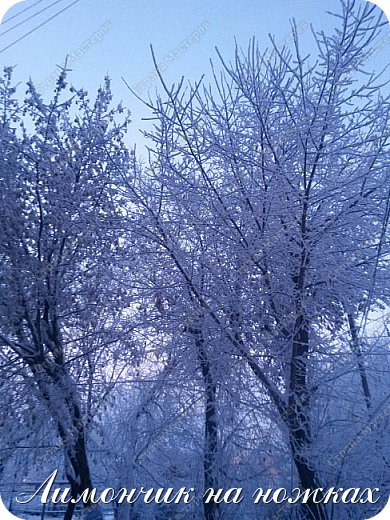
(0, 66, 133, 519)
(130, 2, 390, 517)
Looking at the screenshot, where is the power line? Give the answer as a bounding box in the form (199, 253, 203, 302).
(0, 0, 80, 54)
(1, 0, 46, 24)
(0, 0, 66, 37)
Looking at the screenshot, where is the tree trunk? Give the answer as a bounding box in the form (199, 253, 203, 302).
(31, 361, 103, 520)
(347, 312, 371, 412)
(190, 325, 220, 520)
(287, 313, 328, 520)
(201, 353, 219, 520)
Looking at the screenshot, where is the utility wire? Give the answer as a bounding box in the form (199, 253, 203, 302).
(0, 0, 66, 37)
(1, 0, 46, 25)
(0, 0, 80, 53)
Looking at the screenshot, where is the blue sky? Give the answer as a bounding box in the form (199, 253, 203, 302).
(1, 0, 389, 151)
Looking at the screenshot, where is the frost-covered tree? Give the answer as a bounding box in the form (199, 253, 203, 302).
(128, 1, 390, 518)
(0, 66, 134, 519)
